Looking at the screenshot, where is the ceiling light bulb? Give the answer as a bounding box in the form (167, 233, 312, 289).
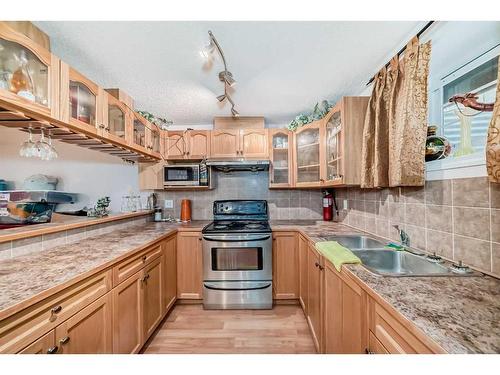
(216, 94, 226, 102)
(200, 41, 215, 60)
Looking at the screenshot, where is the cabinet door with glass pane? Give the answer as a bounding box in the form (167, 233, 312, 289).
(60, 61, 101, 133)
(102, 92, 130, 145)
(323, 104, 343, 185)
(132, 112, 148, 152)
(269, 129, 293, 187)
(293, 121, 324, 187)
(149, 126, 162, 157)
(0, 22, 59, 118)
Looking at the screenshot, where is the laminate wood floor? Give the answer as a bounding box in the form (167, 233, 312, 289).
(142, 304, 317, 354)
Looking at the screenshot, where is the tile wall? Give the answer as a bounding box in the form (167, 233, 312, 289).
(157, 171, 323, 221)
(0, 216, 149, 260)
(335, 176, 500, 278)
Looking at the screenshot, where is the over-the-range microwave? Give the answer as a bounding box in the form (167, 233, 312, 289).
(163, 164, 209, 187)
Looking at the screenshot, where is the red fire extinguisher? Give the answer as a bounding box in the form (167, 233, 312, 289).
(323, 191, 333, 221)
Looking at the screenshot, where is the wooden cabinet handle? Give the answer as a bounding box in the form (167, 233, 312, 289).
(59, 336, 70, 345)
(142, 255, 147, 262)
(47, 346, 59, 354)
(51, 305, 62, 314)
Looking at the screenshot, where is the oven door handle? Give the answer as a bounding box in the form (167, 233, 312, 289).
(203, 282, 272, 291)
(202, 235, 271, 242)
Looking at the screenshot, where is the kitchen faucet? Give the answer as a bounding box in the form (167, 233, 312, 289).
(393, 225, 410, 247)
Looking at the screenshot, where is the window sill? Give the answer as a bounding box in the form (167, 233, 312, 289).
(425, 153, 486, 180)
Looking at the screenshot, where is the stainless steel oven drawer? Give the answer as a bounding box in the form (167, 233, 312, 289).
(203, 281, 272, 310)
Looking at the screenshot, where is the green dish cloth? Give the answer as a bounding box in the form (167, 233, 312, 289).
(315, 241, 361, 272)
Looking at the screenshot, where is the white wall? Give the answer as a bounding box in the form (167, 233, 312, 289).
(0, 127, 142, 213)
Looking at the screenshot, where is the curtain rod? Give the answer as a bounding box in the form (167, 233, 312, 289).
(366, 21, 435, 86)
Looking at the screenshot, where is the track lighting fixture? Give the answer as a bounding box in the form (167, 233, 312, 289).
(201, 30, 239, 117)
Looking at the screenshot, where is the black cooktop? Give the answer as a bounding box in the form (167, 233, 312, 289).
(202, 220, 272, 234)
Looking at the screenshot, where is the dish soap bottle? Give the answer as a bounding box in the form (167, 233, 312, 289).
(199, 159, 208, 186)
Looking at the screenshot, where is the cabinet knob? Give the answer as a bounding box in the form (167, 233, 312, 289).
(51, 305, 62, 314)
(199, 237, 202, 241)
(142, 255, 147, 262)
(47, 346, 59, 354)
(59, 336, 70, 345)
(365, 348, 374, 354)
(142, 274, 150, 283)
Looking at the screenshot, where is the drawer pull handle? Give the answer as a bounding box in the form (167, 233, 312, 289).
(51, 305, 62, 315)
(59, 336, 70, 345)
(47, 346, 59, 354)
(142, 255, 147, 262)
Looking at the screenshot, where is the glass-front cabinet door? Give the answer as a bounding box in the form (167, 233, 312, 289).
(151, 128, 161, 155)
(324, 109, 343, 184)
(294, 121, 324, 186)
(0, 23, 59, 118)
(269, 129, 293, 187)
(60, 61, 100, 131)
(103, 93, 129, 143)
(132, 113, 147, 149)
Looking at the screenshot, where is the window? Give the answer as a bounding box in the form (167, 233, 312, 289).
(441, 56, 497, 155)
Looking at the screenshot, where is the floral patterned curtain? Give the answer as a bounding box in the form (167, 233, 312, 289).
(486, 59, 500, 183)
(360, 37, 431, 188)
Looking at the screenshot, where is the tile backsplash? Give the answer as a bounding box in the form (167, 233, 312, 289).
(157, 171, 323, 221)
(335, 177, 500, 278)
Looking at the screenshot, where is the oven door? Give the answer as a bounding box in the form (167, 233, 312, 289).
(202, 233, 272, 281)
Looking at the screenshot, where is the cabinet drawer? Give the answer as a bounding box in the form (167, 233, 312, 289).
(113, 243, 162, 286)
(368, 298, 434, 354)
(0, 270, 111, 353)
(368, 330, 389, 354)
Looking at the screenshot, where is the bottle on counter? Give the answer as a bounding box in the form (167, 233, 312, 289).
(154, 207, 163, 222)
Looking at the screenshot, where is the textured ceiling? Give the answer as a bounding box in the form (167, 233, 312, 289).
(35, 21, 423, 126)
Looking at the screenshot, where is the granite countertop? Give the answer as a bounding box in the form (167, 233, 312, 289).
(0, 219, 499, 353)
(0, 220, 208, 318)
(272, 220, 500, 353)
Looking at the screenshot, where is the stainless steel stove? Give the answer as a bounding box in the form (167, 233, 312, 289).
(201, 200, 272, 310)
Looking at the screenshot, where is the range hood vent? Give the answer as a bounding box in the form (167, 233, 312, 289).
(206, 159, 270, 173)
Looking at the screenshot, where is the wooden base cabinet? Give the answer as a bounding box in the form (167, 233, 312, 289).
(176, 232, 203, 300)
(55, 293, 113, 354)
(143, 257, 164, 339)
(298, 235, 308, 313)
(323, 262, 366, 354)
(112, 270, 143, 354)
(18, 331, 57, 354)
(163, 235, 177, 313)
(306, 243, 324, 352)
(272, 232, 299, 300)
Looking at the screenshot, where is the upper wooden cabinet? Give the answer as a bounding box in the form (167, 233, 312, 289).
(211, 129, 268, 159)
(59, 61, 101, 133)
(322, 96, 369, 186)
(165, 130, 210, 160)
(210, 129, 240, 158)
(101, 91, 131, 145)
(293, 120, 324, 187)
(131, 112, 162, 158)
(269, 129, 294, 188)
(0, 22, 59, 119)
(241, 129, 268, 158)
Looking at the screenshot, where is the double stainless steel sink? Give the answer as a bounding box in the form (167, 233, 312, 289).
(321, 235, 480, 277)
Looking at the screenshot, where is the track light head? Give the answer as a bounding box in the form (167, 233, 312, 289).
(216, 94, 226, 102)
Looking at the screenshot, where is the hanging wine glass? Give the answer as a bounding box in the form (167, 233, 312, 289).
(46, 131, 58, 160)
(19, 127, 35, 158)
(34, 128, 51, 160)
